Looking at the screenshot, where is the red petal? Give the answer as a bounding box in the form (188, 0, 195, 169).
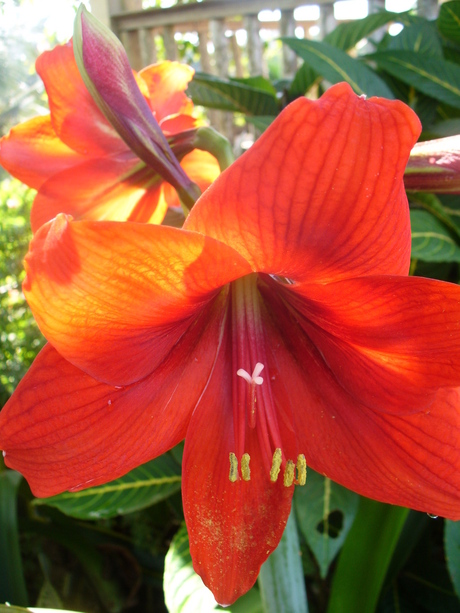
(277, 275, 460, 413)
(30, 155, 165, 231)
(139, 61, 194, 122)
(36, 42, 124, 156)
(182, 319, 295, 605)
(0, 116, 85, 189)
(259, 283, 460, 519)
(160, 114, 198, 135)
(0, 293, 226, 497)
(185, 83, 421, 283)
(23, 217, 251, 385)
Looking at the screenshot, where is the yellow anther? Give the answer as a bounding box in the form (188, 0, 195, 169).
(229, 452, 238, 483)
(241, 453, 251, 481)
(283, 460, 295, 487)
(270, 448, 282, 482)
(296, 454, 307, 486)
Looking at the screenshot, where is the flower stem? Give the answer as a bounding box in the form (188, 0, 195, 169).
(258, 505, 309, 613)
(192, 127, 235, 171)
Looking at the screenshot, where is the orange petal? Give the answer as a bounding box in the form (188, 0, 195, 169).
(36, 42, 124, 156)
(30, 155, 164, 231)
(277, 275, 460, 414)
(259, 286, 460, 519)
(0, 292, 226, 497)
(185, 83, 421, 283)
(23, 216, 252, 385)
(0, 116, 85, 189)
(139, 61, 195, 122)
(160, 114, 198, 136)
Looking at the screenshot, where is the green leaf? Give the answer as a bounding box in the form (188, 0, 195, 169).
(438, 1, 460, 45)
(327, 499, 409, 613)
(427, 118, 460, 137)
(246, 115, 276, 133)
(0, 470, 28, 606)
(445, 520, 460, 599)
(164, 522, 219, 613)
(231, 76, 278, 96)
(163, 522, 263, 613)
(411, 192, 460, 239)
(282, 38, 394, 98)
(370, 51, 460, 108)
(386, 21, 444, 57)
(294, 470, 359, 577)
(33, 450, 182, 519)
(324, 10, 405, 51)
(288, 62, 319, 99)
(258, 507, 308, 613)
(410, 209, 460, 262)
(187, 73, 279, 115)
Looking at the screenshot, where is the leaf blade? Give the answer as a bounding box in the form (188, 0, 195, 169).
(282, 38, 394, 98)
(33, 451, 182, 519)
(370, 51, 460, 108)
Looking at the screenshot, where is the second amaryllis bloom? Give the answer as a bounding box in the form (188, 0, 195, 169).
(0, 43, 219, 230)
(3, 84, 460, 605)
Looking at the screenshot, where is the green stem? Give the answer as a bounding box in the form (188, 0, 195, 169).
(327, 498, 409, 613)
(192, 127, 235, 172)
(258, 506, 308, 613)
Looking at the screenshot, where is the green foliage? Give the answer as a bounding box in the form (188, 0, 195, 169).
(187, 72, 280, 116)
(163, 522, 263, 613)
(283, 38, 394, 98)
(0, 470, 28, 606)
(445, 519, 460, 600)
(0, 179, 44, 407)
(438, 1, 460, 45)
(410, 209, 460, 261)
(294, 470, 359, 578)
(33, 449, 182, 520)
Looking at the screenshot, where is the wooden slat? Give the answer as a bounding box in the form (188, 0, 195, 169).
(111, 0, 333, 32)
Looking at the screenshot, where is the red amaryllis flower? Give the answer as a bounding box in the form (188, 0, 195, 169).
(0, 43, 219, 230)
(3, 83, 460, 605)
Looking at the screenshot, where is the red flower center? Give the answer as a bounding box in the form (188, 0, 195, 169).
(229, 274, 306, 487)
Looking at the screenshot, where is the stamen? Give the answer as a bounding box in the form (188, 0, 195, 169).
(284, 460, 295, 487)
(229, 452, 238, 483)
(296, 454, 307, 486)
(270, 448, 282, 482)
(241, 453, 251, 481)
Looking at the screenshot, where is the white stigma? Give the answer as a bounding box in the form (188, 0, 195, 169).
(237, 362, 264, 385)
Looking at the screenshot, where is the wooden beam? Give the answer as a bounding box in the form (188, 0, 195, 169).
(111, 0, 333, 32)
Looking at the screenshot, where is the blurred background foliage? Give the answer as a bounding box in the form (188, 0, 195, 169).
(2, 1, 460, 612)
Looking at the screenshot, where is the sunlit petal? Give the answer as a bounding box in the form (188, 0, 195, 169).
(0, 116, 85, 189)
(139, 61, 195, 121)
(186, 82, 421, 282)
(23, 216, 252, 385)
(0, 295, 226, 496)
(36, 42, 123, 156)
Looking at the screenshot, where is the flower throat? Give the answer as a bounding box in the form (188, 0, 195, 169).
(229, 274, 306, 487)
